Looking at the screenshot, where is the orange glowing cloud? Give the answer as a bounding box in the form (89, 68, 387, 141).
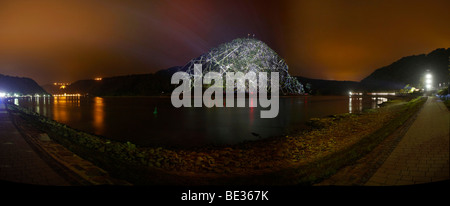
(0, 0, 449, 84)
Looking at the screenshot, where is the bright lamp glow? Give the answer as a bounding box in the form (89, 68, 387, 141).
(0, 92, 5, 97)
(425, 72, 432, 90)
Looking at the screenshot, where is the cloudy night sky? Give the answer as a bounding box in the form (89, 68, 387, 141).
(0, 0, 449, 85)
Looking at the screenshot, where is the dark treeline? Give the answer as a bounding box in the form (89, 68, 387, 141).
(41, 48, 449, 96)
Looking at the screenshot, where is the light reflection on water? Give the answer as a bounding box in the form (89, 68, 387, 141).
(93, 97, 105, 135)
(15, 95, 388, 148)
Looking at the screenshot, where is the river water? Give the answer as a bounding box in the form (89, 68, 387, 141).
(14, 95, 387, 148)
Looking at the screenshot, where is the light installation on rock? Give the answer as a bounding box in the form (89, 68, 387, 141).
(181, 38, 304, 95)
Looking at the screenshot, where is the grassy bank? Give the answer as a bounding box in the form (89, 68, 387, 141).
(6, 96, 426, 185)
(444, 100, 450, 110)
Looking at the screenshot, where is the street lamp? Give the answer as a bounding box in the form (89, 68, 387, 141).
(425, 72, 432, 92)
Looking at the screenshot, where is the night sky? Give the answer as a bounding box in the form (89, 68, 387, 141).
(0, 0, 449, 85)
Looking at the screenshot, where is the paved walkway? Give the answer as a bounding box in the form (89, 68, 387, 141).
(366, 97, 449, 185)
(0, 101, 70, 185)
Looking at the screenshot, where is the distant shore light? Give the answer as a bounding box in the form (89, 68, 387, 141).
(54, 82, 70, 86)
(95, 77, 102, 81)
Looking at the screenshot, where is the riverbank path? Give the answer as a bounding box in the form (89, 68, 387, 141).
(0, 101, 70, 185)
(366, 96, 449, 185)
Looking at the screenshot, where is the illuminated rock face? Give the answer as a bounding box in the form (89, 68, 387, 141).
(181, 38, 304, 94)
